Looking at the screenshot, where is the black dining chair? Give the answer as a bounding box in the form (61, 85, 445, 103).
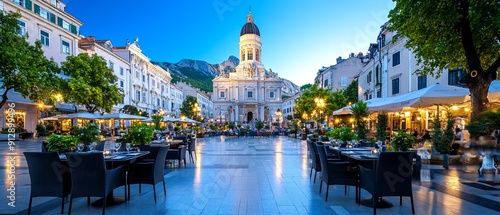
(41, 141, 49, 152)
(188, 138, 197, 163)
(66, 152, 127, 215)
(24, 152, 71, 215)
(95, 141, 105, 151)
(307, 140, 321, 183)
(128, 145, 170, 203)
(358, 152, 415, 215)
(315, 144, 358, 201)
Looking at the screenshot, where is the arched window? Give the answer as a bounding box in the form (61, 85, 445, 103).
(241, 49, 245, 61)
(255, 49, 260, 61)
(248, 48, 253, 60)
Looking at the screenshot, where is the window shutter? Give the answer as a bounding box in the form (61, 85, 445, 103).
(34, 4, 40, 14)
(49, 13, 55, 23)
(57, 17, 63, 27)
(25, 0, 32, 10)
(70, 25, 77, 34)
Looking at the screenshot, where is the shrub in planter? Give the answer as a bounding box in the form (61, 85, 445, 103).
(45, 134, 79, 152)
(74, 123, 100, 145)
(122, 123, 155, 146)
(36, 123, 47, 136)
(391, 130, 414, 151)
(325, 126, 356, 144)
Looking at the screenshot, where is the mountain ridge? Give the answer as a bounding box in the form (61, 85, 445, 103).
(153, 56, 300, 96)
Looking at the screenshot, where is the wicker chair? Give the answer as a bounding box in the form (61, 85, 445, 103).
(66, 152, 127, 215)
(128, 145, 170, 203)
(166, 145, 187, 167)
(187, 138, 197, 163)
(24, 152, 71, 215)
(315, 144, 358, 201)
(358, 152, 415, 215)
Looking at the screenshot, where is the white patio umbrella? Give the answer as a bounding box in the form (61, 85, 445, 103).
(39, 115, 62, 121)
(162, 116, 179, 122)
(333, 106, 352, 115)
(58, 112, 102, 119)
(370, 83, 470, 111)
(99, 113, 147, 120)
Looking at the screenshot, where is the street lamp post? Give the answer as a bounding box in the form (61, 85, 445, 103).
(314, 97, 325, 134)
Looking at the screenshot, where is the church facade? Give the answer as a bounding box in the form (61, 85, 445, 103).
(212, 10, 283, 125)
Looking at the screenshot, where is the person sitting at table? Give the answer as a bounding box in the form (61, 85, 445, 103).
(420, 130, 431, 141)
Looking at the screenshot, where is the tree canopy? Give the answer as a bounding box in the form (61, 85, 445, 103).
(60, 53, 123, 113)
(343, 79, 358, 105)
(0, 11, 62, 109)
(388, 0, 500, 119)
(294, 84, 346, 123)
(180, 95, 202, 121)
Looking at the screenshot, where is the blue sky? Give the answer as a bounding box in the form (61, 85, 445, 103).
(65, 0, 394, 86)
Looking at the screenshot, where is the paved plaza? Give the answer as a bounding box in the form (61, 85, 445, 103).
(0, 136, 499, 215)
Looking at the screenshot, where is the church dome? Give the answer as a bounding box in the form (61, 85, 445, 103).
(240, 10, 260, 36)
(240, 23, 260, 36)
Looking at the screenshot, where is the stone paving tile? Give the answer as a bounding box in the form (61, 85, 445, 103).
(1, 137, 500, 214)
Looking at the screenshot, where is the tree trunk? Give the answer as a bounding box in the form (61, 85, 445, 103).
(466, 77, 491, 121)
(0, 87, 13, 110)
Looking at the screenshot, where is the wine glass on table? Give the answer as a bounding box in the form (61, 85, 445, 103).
(114, 142, 121, 154)
(77, 143, 84, 152)
(125, 143, 131, 153)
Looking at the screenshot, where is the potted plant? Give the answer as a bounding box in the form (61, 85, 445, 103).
(255, 120, 264, 134)
(122, 123, 155, 151)
(375, 112, 389, 141)
(74, 123, 100, 145)
(45, 134, 79, 153)
(432, 109, 454, 169)
(36, 123, 47, 137)
(351, 100, 369, 140)
(325, 126, 356, 145)
(391, 130, 414, 151)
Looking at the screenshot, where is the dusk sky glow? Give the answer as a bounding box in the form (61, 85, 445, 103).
(65, 0, 395, 86)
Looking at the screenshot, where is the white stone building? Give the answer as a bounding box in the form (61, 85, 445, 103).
(281, 91, 301, 126)
(78, 36, 131, 112)
(212, 10, 283, 124)
(113, 40, 172, 115)
(169, 85, 184, 118)
(358, 23, 462, 101)
(358, 23, 467, 131)
(0, 0, 82, 132)
(315, 54, 367, 92)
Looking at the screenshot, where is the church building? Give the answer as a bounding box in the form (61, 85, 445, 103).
(212, 9, 283, 125)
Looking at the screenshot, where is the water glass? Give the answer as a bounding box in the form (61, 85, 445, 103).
(125, 143, 131, 152)
(77, 143, 84, 152)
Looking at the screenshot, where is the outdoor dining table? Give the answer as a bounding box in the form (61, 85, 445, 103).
(59, 151, 150, 206)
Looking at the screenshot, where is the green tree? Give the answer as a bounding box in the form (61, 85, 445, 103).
(60, 53, 123, 113)
(120, 105, 139, 115)
(350, 100, 369, 139)
(388, 0, 500, 120)
(0, 11, 62, 109)
(376, 112, 389, 141)
(300, 84, 312, 91)
(151, 115, 163, 130)
(294, 84, 345, 123)
(180, 95, 197, 119)
(431, 108, 454, 154)
(343, 80, 358, 105)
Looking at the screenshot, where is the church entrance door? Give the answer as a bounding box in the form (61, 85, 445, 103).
(247, 112, 253, 123)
